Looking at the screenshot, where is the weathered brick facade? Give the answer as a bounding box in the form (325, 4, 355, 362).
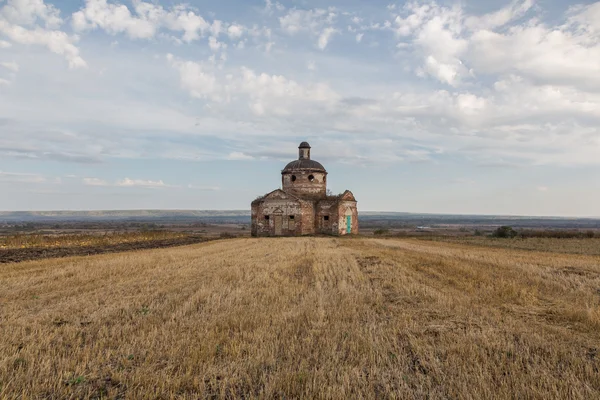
(251, 142, 358, 237)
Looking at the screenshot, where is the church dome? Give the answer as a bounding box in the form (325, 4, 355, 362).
(282, 159, 326, 172)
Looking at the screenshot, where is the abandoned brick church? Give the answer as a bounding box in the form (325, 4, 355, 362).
(251, 142, 358, 236)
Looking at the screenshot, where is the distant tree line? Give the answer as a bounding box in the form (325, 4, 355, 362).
(492, 226, 597, 239)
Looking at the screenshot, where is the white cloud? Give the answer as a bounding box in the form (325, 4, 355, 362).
(280, 9, 322, 34)
(465, 0, 535, 31)
(423, 55, 462, 86)
(390, 0, 600, 90)
(0, 23, 87, 68)
(83, 177, 109, 186)
(2, 0, 600, 175)
(238, 67, 340, 116)
(0, 0, 86, 68)
(72, 0, 233, 44)
(2, 0, 600, 215)
(227, 151, 254, 160)
(393, 3, 432, 37)
(317, 27, 338, 50)
(162, 7, 211, 42)
(280, 7, 339, 49)
(116, 178, 168, 188)
(227, 24, 243, 39)
(567, 2, 600, 36)
(456, 93, 486, 115)
(0, 0, 63, 29)
(0, 171, 47, 183)
(207, 19, 221, 36)
(413, 7, 467, 85)
(167, 54, 220, 101)
(167, 54, 340, 116)
(469, 23, 600, 90)
(83, 177, 172, 188)
(0, 61, 19, 72)
(164, 38, 600, 166)
(70, 0, 273, 51)
(264, 0, 285, 15)
(208, 36, 225, 52)
(71, 0, 157, 39)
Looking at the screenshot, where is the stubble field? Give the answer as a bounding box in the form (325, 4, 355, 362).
(1, 237, 599, 399)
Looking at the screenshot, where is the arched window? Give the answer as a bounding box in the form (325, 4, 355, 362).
(308, 175, 315, 182)
(291, 175, 297, 182)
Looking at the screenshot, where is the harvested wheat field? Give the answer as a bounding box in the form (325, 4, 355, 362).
(1, 237, 599, 399)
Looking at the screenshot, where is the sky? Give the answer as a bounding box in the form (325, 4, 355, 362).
(0, 0, 599, 216)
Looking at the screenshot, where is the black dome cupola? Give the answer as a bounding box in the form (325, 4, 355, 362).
(298, 142, 311, 160)
(282, 141, 326, 173)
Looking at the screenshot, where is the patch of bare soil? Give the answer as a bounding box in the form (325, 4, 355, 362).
(0, 236, 209, 263)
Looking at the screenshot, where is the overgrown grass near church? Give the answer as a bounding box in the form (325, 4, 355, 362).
(1, 238, 599, 398)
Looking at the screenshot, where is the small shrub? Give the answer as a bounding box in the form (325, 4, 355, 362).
(492, 226, 518, 238)
(65, 376, 86, 386)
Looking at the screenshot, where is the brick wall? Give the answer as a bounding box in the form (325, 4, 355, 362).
(282, 171, 327, 199)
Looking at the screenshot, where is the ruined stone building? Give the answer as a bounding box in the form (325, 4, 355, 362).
(251, 142, 358, 236)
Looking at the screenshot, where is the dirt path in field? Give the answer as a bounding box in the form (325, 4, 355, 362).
(0, 236, 210, 264)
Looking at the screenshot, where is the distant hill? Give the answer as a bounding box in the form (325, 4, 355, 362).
(0, 210, 250, 222)
(1, 210, 599, 229)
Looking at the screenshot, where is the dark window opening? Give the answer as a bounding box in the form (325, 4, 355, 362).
(308, 174, 315, 182)
(289, 216, 295, 220)
(324, 216, 329, 221)
(291, 175, 297, 182)
(264, 215, 270, 220)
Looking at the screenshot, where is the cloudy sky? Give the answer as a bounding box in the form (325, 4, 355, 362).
(1, 0, 599, 215)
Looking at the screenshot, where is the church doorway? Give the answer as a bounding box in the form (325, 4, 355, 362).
(274, 215, 283, 235)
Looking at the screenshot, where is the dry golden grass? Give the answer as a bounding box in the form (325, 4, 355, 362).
(0, 231, 188, 250)
(1, 237, 599, 399)
(424, 236, 600, 256)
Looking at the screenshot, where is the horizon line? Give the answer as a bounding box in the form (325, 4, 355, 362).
(0, 209, 599, 219)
